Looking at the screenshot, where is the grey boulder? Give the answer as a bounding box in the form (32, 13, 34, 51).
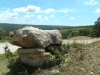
(9, 26, 62, 48)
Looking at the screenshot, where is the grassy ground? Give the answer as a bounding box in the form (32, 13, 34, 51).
(0, 40, 100, 75)
(0, 54, 8, 75)
(35, 41, 100, 75)
(0, 37, 10, 43)
(0, 52, 18, 75)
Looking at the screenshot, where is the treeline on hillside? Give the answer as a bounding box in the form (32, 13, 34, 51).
(0, 23, 71, 34)
(59, 26, 93, 39)
(0, 28, 6, 40)
(0, 23, 71, 40)
(0, 25, 93, 40)
(59, 17, 100, 39)
(93, 17, 100, 37)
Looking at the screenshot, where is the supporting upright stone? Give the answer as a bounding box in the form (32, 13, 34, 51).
(17, 48, 53, 66)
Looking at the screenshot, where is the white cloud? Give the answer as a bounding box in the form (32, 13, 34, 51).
(26, 5, 40, 13)
(10, 13, 19, 17)
(0, 9, 25, 23)
(13, 5, 40, 13)
(0, 5, 77, 24)
(63, 10, 69, 13)
(84, 0, 98, 5)
(44, 8, 75, 14)
(58, 9, 75, 13)
(0, 9, 18, 18)
(24, 14, 34, 19)
(0, 14, 2, 18)
(70, 17, 75, 20)
(36, 15, 44, 22)
(31, 20, 35, 23)
(24, 15, 30, 19)
(40, 19, 43, 22)
(45, 8, 55, 13)
(49, 15, 54, 18)
(58, 9, 69, 13)
(13, 7, 26, 13)
(37, 15, 42, 19)
(44, 16, 49, 21)
(95, 9, 100, 13)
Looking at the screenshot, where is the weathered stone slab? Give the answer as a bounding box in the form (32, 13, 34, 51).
(9, 26, 62, 48)
(17, 48, 53, 66)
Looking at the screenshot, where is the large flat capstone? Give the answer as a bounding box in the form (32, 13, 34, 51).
(9, 26, 62, 48)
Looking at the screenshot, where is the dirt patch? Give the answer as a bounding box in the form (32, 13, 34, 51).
(70, 36, 92, 40)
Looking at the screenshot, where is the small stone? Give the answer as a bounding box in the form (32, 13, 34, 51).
(62, 63, 69, 67)
(90, 72, 94, 75)
(81, 68, 85, 72)
(51, 69, 59, 73)
(65, 60, 68, 63)
(98, 71, 100, 74)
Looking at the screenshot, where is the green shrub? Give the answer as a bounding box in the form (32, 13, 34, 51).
(4, 45, 29, 75)
(46, 46, 63, 59)
(7, 58, 29, 75)
(4, 45, 12, 61)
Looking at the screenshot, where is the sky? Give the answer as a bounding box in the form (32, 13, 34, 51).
(0, 0, 100, 26)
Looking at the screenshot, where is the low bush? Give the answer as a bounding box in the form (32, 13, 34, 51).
(46, 46, 64, 59)
(4, 45, 30, 75)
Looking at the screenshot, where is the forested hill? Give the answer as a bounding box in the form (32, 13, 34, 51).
(0, 23, 72, 33)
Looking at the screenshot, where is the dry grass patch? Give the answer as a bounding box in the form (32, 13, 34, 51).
(0, 54, 9, 75)
(0, 40, 100, 75)
(70, 36, 92, 40)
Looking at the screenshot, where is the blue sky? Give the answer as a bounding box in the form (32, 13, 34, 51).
(0, 0, 100, 26)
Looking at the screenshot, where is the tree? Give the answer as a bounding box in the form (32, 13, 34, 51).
(0, 28, 6, 40)
(79, 29, 89, 36)
(93, 17, 100, 37)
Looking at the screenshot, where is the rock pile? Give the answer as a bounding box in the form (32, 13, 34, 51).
(9, 26, 66, 66)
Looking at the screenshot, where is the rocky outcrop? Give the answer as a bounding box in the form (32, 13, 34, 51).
(9, 26, 62, 48)
(9, 26, 63, 67)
